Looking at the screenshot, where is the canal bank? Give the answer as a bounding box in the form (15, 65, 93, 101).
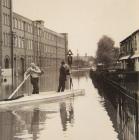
(90, 70, 139, 101)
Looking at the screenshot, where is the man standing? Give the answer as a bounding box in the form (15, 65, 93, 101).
(24, 63, 41, 94)
(58, 61, 67, 92)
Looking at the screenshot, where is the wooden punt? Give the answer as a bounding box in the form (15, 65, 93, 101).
(0, 89, 85, 107)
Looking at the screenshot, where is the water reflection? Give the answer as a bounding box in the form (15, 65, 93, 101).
(91, 77, 139, 140)
(0, 70, 120, 140)
(59, 101, 74, 131)
(0, 106, 52, 140)
(0, 69, 59, 100)
(31, 109, 40, 140)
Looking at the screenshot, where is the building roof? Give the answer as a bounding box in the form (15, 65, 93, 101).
(130, 53, 139, 59)
(120, 29, 139, 44)
(13, 12, 66, 38)
(119, 55, 131, 60)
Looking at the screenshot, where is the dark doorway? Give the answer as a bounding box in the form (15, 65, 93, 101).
(5, 57, 10, 69)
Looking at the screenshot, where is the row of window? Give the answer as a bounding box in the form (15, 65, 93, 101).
(2, 0, 10, 8)
(135, 58, 139, 62)
(14, 37, 33, 50)
(120, 36, 137, 54)
(14, 36, 24, 49)
(4, 55, 60, 69)
(13, 18, 65, 43)
(2, 14, 65, 44)
(35, 43, 56, 54)
(26, 56, 58, 67)
(32, 27, 64, 43)
(3, 32, 65, 54)
(3, 13, 10, 26)
(13, 18, 33, 33)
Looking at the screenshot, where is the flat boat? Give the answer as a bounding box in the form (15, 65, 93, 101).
(0, 89, 85, 107)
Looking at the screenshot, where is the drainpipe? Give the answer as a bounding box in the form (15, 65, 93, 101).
(56, 35, 57, 69)
(10, 0, 14, 91)
(23, 21, 26, 71)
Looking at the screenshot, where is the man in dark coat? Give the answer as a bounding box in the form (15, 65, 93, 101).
(58, 61, 67, 92)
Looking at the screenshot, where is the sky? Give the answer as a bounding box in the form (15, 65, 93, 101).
(13, 0, 139, 57)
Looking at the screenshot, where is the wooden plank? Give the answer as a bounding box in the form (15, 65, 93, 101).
(0, 89, 85, 107)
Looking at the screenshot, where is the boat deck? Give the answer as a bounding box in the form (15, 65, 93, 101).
(0, 89, 85, 107)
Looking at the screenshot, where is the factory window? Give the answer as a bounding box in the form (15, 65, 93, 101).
(26, 39, 28, 50)
(21, 38, 24, 48)
(44, 32, 47, 39)
(29, 25, 33, 33)
(2, 0, 6, 6)
(14, 18, 18, 28)
(3, 32, 10, 47)
(18, 37, 22, 48)
(30, 40, 33, 50)
(21, 21, 24, 30)
(27, 40, 32, 50)
(4, 56, 10, 69)
(3, 32, 7, 46)
(14, 36, 18, 47)
(18, 20, 22, 30)
(42, 31, 44, 38)
(3, 13, 6, 25)
(24, 23, 27, 32)
(2, 0, 10, 8)
(28, 24, 31, 33)
(3, 14, 10, 26)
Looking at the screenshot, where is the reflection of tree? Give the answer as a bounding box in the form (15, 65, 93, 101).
(59, 102, 74, 131)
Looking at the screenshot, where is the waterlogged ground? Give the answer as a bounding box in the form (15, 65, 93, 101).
(0, 70, 137, 140)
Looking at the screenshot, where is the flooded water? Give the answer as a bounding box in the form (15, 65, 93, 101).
(0, 69, 138, 140)
(0, 69, 59, 99)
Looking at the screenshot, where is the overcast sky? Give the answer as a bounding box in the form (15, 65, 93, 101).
(13, 0, 139, 56)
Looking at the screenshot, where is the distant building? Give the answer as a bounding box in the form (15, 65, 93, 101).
(0, 0, 68, 76)
(72, 54, 95, 67)
(119, 29, 139, 71)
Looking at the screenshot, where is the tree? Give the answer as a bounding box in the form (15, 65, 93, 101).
(96, 35, 116, 66)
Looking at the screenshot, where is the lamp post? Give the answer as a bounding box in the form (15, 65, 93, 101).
(67, 49, 73, 68)
(77, 49, 79, 70)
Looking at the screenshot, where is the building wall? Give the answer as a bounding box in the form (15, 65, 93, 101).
(0, 0, 68, 76)
(136, 33, 139, 52)
(120, 30, 139, 71)
(0, 1, 2, 67)
(1, 0, 12, 69)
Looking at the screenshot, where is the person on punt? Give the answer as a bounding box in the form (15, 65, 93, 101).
(24, 63, 42, 94)
(57, 61, 67, 92)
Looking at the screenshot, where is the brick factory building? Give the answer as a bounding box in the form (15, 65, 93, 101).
(0, 0, 68, 76)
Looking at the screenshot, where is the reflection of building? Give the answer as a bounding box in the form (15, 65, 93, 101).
(92, 78, 139, 140)
(0, 0, 68, 76)
(73, 54, 95, 67)
(0, 108, 47, 140)
(119, 30, 139, 71)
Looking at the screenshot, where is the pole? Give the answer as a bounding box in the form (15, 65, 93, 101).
(56, 35, 58, 69)
(8, 75, 30, 99)
(10, 0, 14, 91)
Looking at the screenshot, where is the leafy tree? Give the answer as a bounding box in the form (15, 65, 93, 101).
(96, 35, 117, 66)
